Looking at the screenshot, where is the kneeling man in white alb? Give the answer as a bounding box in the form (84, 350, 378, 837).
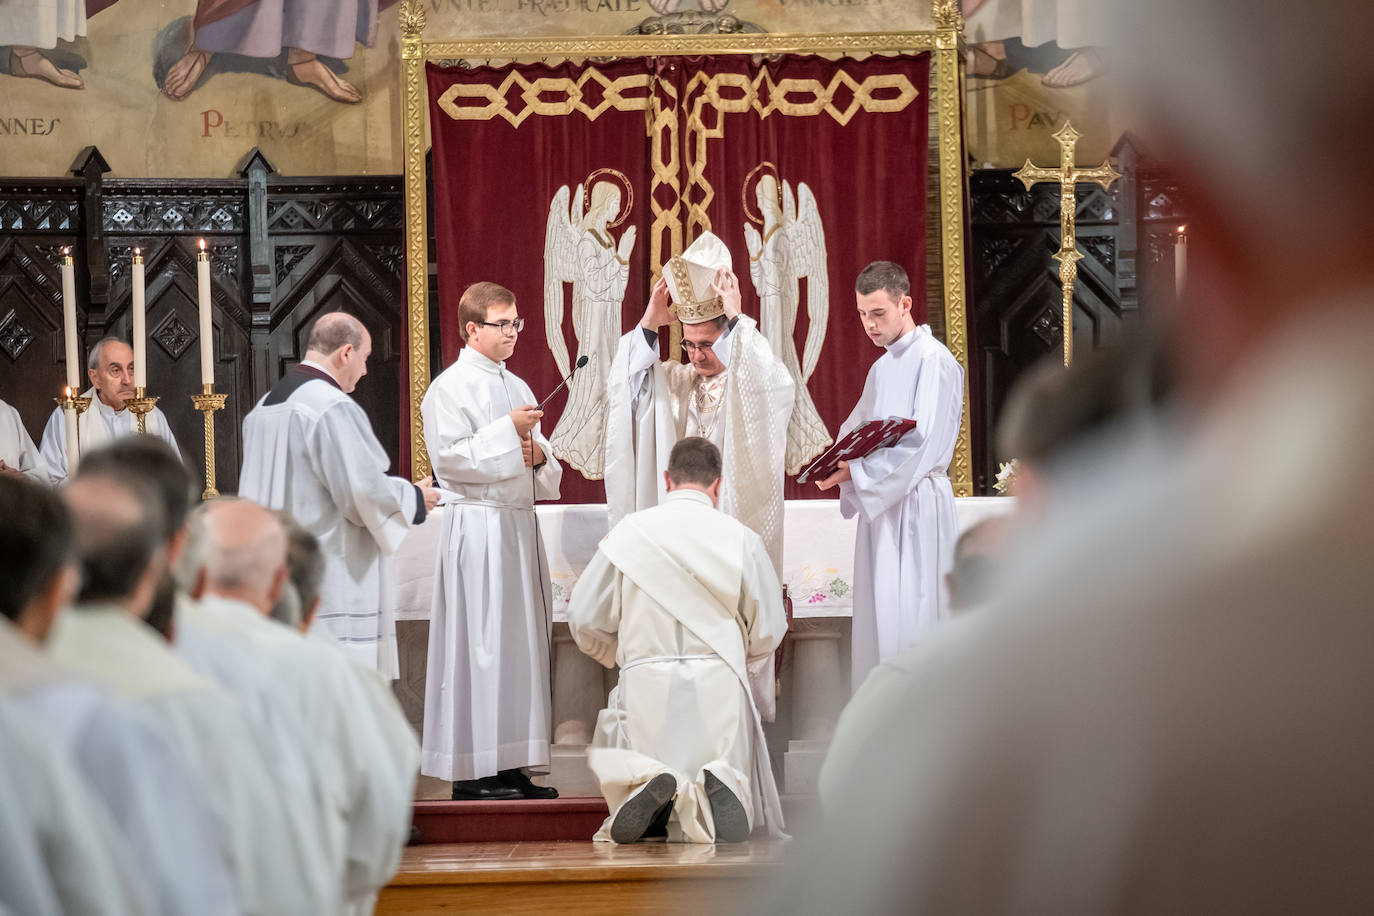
(568, 437, 787, 843)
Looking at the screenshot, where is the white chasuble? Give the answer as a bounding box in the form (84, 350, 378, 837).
(39, 387, 179, 484)
(569, 490, 787, 843)
(0, 399, 50, 484)
(604, 315, 795, 576)
(239, 365, 422, 678)
(48, 606, 335, 915)
(420, 346, 562, 781)
(838, 325, 964, 690)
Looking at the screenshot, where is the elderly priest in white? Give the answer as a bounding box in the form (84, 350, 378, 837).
(0, 398, 50, 483)
(569, 437, 787, 844)
(239, 312, 439, 678)
(605, 231, 801, 576)
(47, 467, 330, 915)
(0, 474, 231, 916)
(178, 498, 419, 916)
(815, 261, 964, 690)
(420, 281, 564, 801)
(39, 337, 181, 483)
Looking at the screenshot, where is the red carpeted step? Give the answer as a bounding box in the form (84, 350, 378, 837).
(411, 797, 609, 844)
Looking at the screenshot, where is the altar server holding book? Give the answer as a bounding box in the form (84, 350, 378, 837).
(815, 261, 964, 690)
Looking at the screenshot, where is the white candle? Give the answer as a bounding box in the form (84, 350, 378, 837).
(60, 249, 78, 390)
(62, 387, 79, 473)
(131, 248, 147, 388)
(1175, 225, 1188, 301)
(197, 241, 214, 387)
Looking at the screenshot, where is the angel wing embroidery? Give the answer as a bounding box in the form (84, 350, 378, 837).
(543, 175, 636, 478)
(745, 169, 833, 474)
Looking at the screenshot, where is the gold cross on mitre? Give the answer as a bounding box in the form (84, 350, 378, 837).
(1013, 121, 1122, 366)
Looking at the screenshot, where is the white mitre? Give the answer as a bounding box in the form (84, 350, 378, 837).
(666, 231, 731, 325)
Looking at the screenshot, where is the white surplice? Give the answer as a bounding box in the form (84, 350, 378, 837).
(0, 698, 150, 916)
(420, 346, 562, 781)
(568, 489, 788, 842)
(38, 387, 180, 484)
(604, 315, 796, 575)
(0, 399, 50, 484)
(239, 364, 422, 678)
(0, 619, 236, 916)
(837, 325, 964, 690)
(47, 606, 335, 916)
(178, 593, 418, 915)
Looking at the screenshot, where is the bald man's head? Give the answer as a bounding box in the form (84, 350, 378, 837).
(191, 498, 290, 615)
(62, 473, 165, 617)
(303, 312, 372, 393)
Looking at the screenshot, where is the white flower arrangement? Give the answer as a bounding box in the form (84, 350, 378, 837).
(993, 459, 1020, 495)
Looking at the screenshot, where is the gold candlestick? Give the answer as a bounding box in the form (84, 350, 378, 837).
(190, 383, 227, 500)
(123, 386, 158, 435)
(54, 390, 93, 473)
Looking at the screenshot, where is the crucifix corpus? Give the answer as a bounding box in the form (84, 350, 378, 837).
(1014, 121, 1122, 366)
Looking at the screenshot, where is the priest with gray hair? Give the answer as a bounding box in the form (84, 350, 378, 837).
(38, 337, 181, 483)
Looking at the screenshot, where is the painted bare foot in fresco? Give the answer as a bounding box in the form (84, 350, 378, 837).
(648, 0, 680, 11)
(1041, 47, 1106, 89)
(9, 48, 83, 89)
(164, 48, 211, 100)
(285, 49, 361, 104)
(697, 0, 730, 11)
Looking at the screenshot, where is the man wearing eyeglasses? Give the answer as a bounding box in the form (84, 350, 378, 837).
(419, 281, 565, 801)
(605, 231, 797, 581)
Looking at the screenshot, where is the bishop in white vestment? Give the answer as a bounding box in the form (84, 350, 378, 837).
(817, 262, 964, 690)
(238, 313, 436, 678)
(569, 438, 787, 843)
(0, 399, 50, 483)
(420, 282, 563, 796)
(605, 233, 797, 575)
(38, 338, 180, 483)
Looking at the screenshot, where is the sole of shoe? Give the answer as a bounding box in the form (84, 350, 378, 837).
(611, 772, 677, 844)
(705, 771, 750, 843)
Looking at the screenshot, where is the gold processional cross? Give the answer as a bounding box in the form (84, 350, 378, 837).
(1013, 121, 1122, 366)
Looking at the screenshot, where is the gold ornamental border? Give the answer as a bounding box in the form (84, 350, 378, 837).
(399, 2, 975, 497)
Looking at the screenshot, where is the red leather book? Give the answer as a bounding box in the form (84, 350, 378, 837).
(797, 417, 919, 485)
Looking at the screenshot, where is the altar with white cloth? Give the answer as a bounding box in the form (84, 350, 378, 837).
(392, 497, 1013, 794)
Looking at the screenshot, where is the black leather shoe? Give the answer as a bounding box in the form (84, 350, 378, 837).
(705, 771, 749, 843)
(499, 768, 560, 799)
(451, 777, 523, 801)
(611, 772, 677, 844)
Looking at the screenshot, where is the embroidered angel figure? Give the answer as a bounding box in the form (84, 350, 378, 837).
(543, 171, 636, 478)
(743, 164, 833, 474)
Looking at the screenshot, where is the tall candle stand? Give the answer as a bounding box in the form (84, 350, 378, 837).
(190, 384, 227, 500)
(123, 387, 158, 435)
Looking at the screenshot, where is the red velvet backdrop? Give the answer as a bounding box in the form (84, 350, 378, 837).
(427, 53, 929, 503)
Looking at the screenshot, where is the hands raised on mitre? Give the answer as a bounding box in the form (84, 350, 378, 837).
(711, 266, 743, 320)
(641, 275, 672, 330)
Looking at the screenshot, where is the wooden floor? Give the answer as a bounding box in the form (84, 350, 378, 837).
(376, 839, 790, 915)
